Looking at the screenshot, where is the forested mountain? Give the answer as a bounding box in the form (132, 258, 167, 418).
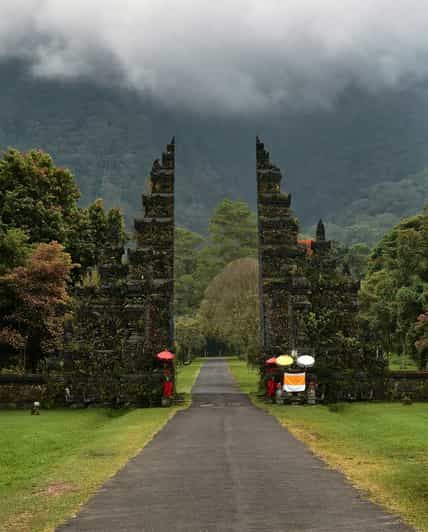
(325, 169, 428, 246)
(1, 61, 428, 237)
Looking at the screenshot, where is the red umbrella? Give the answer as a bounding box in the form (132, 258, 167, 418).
(157, 350, 175, 361)
(265, 357, 277, 365)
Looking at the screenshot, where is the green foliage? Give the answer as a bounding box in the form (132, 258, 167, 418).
(342, 243, 371, 280)
(0, 227, 32, 274)
(174, 227, 204, 315)
(199, 258, 260, 362)
(360, 206, 428, 368)
(209, 199, 257, 263)
(175, 316, 206, 362)
(0, 148, 80, 244)
(0, 149, 127, 281)
(415, 310, 428, 370)
(325, 169, 428, 248)
(174, 199, 258, 317)
(0, 241, 72, 372)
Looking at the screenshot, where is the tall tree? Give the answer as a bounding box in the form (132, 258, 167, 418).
(199, 258, 260, 362)
(175, 315, 206, 362)
(0, 149, 127, 279)
(360, 206, 428, 367)
(175, 227, 204, 315)
(208, 199, 258, 264)
(0, 149, 80, 244)
(174, 199, 258, 318)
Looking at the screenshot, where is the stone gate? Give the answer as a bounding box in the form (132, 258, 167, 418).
(64, 139, 176, 405)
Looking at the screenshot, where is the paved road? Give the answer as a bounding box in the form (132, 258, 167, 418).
(58, 359, 411, 532)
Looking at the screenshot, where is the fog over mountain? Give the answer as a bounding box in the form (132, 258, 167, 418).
(1, 3, 428, 240)
(2, 1, 428, 113)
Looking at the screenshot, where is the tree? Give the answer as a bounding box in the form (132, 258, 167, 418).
(415, 309, 428, 370)
(175, 315, 206, 363)
(208, 199, 257, 265)
(0, 149, 80, 244)
(174, 227, 204, 315)
(199, 258, 260, 362)
(0, 227, 32, 274)
(0, 149, 127, 280)
(174, 200, 259, 318)
(0, 242, 72, 372)
(360, 206, 428, 364)
(343, 243, 371, 280)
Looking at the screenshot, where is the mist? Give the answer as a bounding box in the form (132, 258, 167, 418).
(1, 1, 428, 113)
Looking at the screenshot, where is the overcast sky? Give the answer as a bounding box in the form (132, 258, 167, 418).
(1, 1, 428, 113)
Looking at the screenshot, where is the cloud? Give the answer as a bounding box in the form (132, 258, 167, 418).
(1, 0, 428, 113)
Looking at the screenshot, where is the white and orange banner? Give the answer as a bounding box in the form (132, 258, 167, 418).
(283, 372, 306, 392)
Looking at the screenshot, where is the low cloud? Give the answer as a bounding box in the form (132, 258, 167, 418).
(1, 1, 428, 113)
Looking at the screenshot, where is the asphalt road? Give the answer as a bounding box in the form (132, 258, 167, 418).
(58, 359, 411, 532)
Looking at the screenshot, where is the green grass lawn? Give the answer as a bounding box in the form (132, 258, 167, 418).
(0, 359, 202, 532)
(228, 358, 428, 532)
(388, 353, 419, 371)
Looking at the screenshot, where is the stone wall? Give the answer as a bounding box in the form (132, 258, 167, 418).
(386, 371, 428, 401)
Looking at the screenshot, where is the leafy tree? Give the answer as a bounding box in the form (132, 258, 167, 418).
(0, 149, 127, 280)
(0, 242, 72, 372)
(174, 199, 258, 318)
(324, 169, 428, 248)
(0, 227, 32, 274)
(0, 149, 80, 244)
(208, 199, 257, 264)
(175, 315, 206, 362)
(174, 227, 204, 315)
(360, 206, 428, 366)
(415, 309, 428, 370)
(199, 258, 260, 362)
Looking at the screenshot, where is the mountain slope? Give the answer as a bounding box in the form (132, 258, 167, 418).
(325, 169, 428, 246)
(1, 61, 428, 233)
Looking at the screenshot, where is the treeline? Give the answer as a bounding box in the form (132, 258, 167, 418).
(0, 148, 127, 372)
(175, 200, 428, 369)
(174, 199, 259, 361)
(324, 168, 428, 248)
(0, 147, 426, 373)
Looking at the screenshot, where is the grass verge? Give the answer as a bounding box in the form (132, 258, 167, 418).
(0, 359, 202, 532)
(228, 357, 428, 531)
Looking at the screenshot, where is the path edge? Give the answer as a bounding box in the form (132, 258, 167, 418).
(226, 359, 417, 532)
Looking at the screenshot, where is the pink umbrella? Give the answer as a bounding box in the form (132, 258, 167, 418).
(157, 350, 175, 361)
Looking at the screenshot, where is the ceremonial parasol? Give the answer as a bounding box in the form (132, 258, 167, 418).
(157, 350, 175, 361)
(296, 354, 315, 368)
(276, 355, 294, 367)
